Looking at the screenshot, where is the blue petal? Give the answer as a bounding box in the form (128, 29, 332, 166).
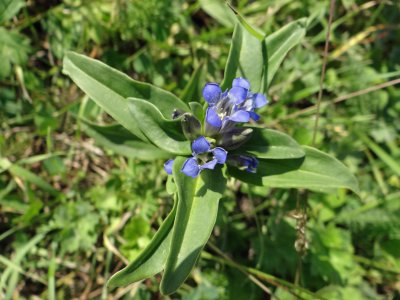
(253, 93, 268, 108)
(181, 157, 200, 178)
(229, 86, 247, 104)
(212, 147, 227, 164)
(192, 136, 211, 154)
(206, 107, 222, 128)
(163, 159, 174, 175)
(232, 77, 250, 90)
(200, 159, 218, 170)
(228, 110, 250, 123)
(249, 111, 260, 121)
(202, 83, 222, 105)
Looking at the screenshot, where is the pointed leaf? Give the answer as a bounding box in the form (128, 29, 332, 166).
(160, 157, 226, 295)
(222, 18, 307, 93)
(128, 98, 191, 155)
(199, 0, 236, 27)
(265, 18, 307, 87)
(235, 127, 305, 159)
(81, 121, 171, 160)
(107, 203, 177, 288)
(221, 22, 265, 92)
(229, 146, 359, 194)
(63, 52, 189, 140)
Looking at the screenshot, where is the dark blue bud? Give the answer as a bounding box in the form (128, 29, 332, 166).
(229, 155, 259, 173)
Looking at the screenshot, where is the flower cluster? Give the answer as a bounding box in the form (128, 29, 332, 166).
(164, 77, 268, 177)
(164, 136, 227, 178)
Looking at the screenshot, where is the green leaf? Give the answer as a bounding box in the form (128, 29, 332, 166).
(221, 22, 265, 92)
(180, 62, 206, 103)
(229, 146, 359, 194)
(160, 157, 227, 295)
(265, 18, 307, 87)
(198, 0, 236, 27)
(235, 127, 305, 159)
(0, 0, 24, 23)
(107, 202, 177, 288)
(222, 18, 307, 93)
(62, 52, 189, 140)
(128, 98, 191, 155)
(81, 120, 171, 161)
(226, 2, 264, 40)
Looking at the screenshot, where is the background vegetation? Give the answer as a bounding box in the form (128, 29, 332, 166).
(1, 0, 399, 299)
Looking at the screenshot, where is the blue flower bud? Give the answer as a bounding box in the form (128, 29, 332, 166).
(202, 83, 222, 105)
(229, 155, 259, 173)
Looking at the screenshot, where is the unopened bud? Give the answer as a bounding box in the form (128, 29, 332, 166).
(181, 113, 201, 140)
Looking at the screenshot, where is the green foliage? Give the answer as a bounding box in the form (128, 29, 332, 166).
(1, 0, 399, 299)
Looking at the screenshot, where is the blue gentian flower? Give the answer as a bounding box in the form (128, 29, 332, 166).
(164, 77, 267, 177)
(181, 136, 227, 178)
(203, 77, 268, 134)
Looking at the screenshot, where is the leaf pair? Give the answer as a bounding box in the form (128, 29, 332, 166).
(107, 157, 226, 295)
(222, 18, 307, 93)
(63, 52, 189, 146)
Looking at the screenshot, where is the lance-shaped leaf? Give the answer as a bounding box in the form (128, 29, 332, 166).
(229, 146, 359, 194)
(63, 52, 189, 140)
(265, 18, 307, 86)
(221, 18, 307, 93)
(128, 98, 191, 155)
(234, 127, 305, 159)
(80, 121, 171, 161)
(160, 157, 226, 295)
(107, 202, 177, 288)
(221, 21, 265, 92)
